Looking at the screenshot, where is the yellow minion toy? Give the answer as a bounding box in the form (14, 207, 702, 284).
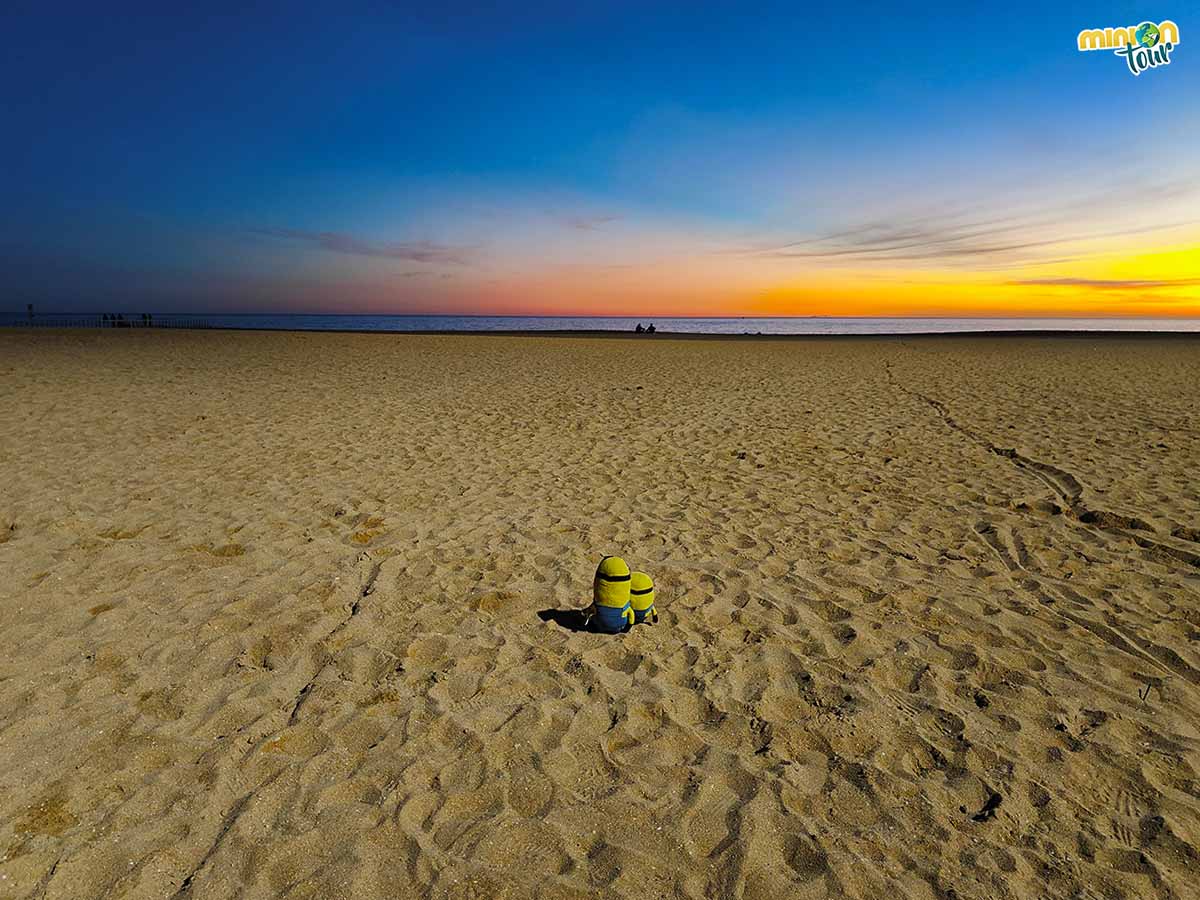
(629, 571, 658, 624)
(590, 555, 634, 633)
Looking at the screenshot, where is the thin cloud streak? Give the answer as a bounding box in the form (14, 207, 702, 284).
(560, 214, 621, 231)
(735, 219, 1196, 266)
(723, 180, 1199, 268)
(1009, 277, 1200, 290)
(253, 228, 473, 265)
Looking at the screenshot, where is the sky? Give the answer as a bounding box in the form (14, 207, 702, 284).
(2, 1, 1198, 317)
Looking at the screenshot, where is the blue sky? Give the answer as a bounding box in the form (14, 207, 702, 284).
(2, 2, 1197, 315)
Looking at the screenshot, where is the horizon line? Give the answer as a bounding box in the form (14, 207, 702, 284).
(7, 311, 1200, 321)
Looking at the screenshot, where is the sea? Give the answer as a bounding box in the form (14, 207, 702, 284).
(3, 313, 1200, 334)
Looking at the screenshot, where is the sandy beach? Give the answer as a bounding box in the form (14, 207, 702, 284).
(1, 329, 1199, 900)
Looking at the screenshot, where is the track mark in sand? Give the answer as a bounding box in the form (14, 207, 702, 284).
(30, 856, 61, 900)
(1129, 533, 1200, 571)
(243, 549, 384, 757)
(1047, 575, 1197, 685)
(360, 555, 383, 597)
(282, 551, 383, 726)
(1055, 603, 1197, 685)
(1172, 524, 1200, 544)
(975, 506, 1196, 684)
(283, 554, 379, 727)
(884, 364, 1199, 571)
(286, 680, 317, 726)
(170, 768, 285, 899)
(973, 521, 1021, 573)
(884, 366, 1200, 685)
(328, 550, 381, 638)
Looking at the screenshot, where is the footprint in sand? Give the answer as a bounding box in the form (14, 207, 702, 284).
(681, 777, 741, 859)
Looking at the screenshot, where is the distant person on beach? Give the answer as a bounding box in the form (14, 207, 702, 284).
(646, 323, 656, 333)
(635, 323, 644, 333)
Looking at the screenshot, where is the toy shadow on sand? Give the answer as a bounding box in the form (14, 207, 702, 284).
(537, 608, 619, 634)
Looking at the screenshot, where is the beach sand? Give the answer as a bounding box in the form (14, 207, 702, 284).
(1, 329, 1198, 900)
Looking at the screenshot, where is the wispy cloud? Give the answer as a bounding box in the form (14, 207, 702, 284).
(253, 228, 473, 264)
(560, 214, 621, 231)
(723, 180, 1198, 268)
(730, 218, 1193, 267)
(1009, 277, 1200, 290)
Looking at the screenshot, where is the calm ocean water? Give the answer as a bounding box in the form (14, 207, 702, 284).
(4, 314, 1200, 334)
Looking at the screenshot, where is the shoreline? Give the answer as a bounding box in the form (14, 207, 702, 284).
(5, 325, 1200, 341)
